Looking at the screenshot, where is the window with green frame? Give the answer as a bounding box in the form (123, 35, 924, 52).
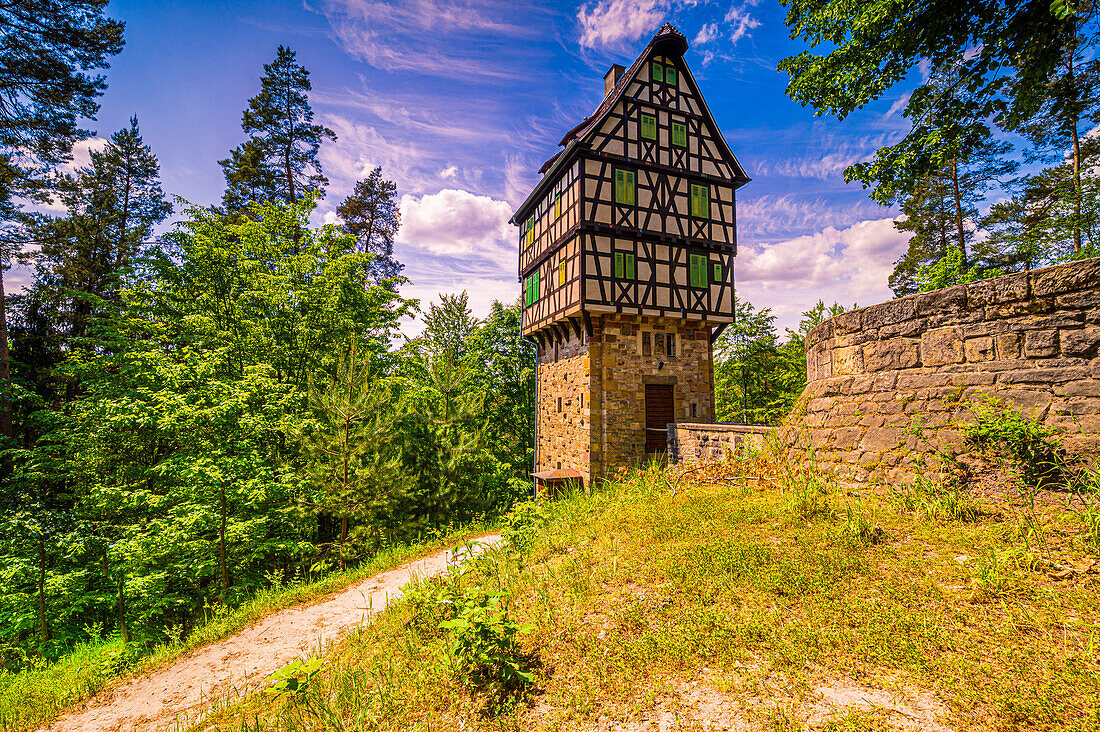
(524, 271, 540, 306)
(525, 215, 534, 246)
(712, 262, 722, 283)
(690, 183, 709, 218)
(558, 260, 567, 287)
(651, 61, 663, 80)
(689, 254, 708, 288)
(554, 191, 562, 219)
(671, 121, 686, 147)
(665, 66, 677, 85)
(640, 113, 656, 141)
(614, 168, 636, 205)
(614, 251, 636, 279)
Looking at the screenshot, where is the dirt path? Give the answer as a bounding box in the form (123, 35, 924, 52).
(43, 535, 502, 732)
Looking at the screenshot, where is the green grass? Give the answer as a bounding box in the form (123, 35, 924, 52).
(193, 454, 1100, 732)
(0, 521, 496, 732)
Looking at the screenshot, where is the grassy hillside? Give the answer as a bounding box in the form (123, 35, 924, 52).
(196, 448, 1100, 732)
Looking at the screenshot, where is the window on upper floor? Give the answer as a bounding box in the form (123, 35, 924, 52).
(690, 183, 710, 218)
(524, 271, 540, 306)
(558, 260, 567, 287)
(640, 113, 656, 141)
(614, 251, 635, 280)
(666, 332, 676, 357)
(689, 254, 708, 288)
(525, 215, 534, 246)
(712, 262, 723, 283)
(652, 61, 663, 81)
(554, 191, 562, 219)
(672, 122, 686, 147)
(614, 168, 636, 206)
(665, 66, 677, 86)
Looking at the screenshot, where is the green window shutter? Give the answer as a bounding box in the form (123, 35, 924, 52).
(523, 276, 529, 305)
(672, 122, 686, 147)
(614, 251, 624, 278)
(554, 192, 562, 219)
(559, 260, 567, 286)
(534, 270, 540, 301)
(526, 215, 534, 246)
(641, 114, 656, 140)
(615, 169, 635, 205)
(652, 61, 663, 80)
(713, 262, 722, 283)
(690, 254, 707, 288)
(691, 184, 710, 218)
(626, 253, 635, 279)
(665, 66, 677, 85)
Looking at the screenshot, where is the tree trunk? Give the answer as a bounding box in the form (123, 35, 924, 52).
(0, 263, 11, 440)
(950, 158, 968, 268)
(117, 572, 128, 643)
(339, 516, 348, 572)
(37, 539, 49, 642)
(219, 484, 228, 600)
(1068, 50, 1083, 254)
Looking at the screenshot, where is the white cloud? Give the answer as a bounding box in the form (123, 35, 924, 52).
(736, 217, 910, 328)
(397, 188, 514, 262)
(577, 0, 667, 49)
(439, 165, 458, 179)
(724, 3, 761, 44)
(693, 22, 718, 45)
(62, 137, 109, 175)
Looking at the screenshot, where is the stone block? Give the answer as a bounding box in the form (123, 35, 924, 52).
(1055, 289, 1100, 309)
(880, 317, 927, 338)
(916, 284, 968, 316)
(1031, 258, 1100, 297)
(1051, 396, 1100, 416)
(920, 327, 964, 366)
(861, 426, 904, 452)
(964, 336, 994, 362)
(833, 345, 864, 376)
(996, 332, 1021, 359)
(998, 366, 1091, 385)
(896, 372, 952, 390)
(984, 298, 1055, 319)
(862, 298, 917, 330)
(833, 310, 864, 335)
(996, 388, 1053, 419)
(967, 271, 1029, 307)
(1061, 326, 1100, 357)
(829, 426, 863, 449)
(864, 337, 920, 372)
(1024, 329, 1059, 358)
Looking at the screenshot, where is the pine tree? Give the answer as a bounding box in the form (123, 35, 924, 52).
(0, 0, 124, 438)
(336, 167, 404, 283)
(220, 46, 335, 213)
(297, 340, 406, 568)
(34, 116, 170, 343)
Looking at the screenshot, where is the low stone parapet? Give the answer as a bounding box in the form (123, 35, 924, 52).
(668, 422, 773, 464)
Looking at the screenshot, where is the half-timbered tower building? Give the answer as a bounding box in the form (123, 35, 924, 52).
(512, 23, 749, 488)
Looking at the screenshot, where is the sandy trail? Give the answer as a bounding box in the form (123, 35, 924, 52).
(43, 535, 502, 732)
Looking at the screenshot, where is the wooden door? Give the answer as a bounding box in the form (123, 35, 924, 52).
(645, 384, 674, 452)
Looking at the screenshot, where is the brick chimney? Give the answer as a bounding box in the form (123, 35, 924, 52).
(603, 64, 625, 97)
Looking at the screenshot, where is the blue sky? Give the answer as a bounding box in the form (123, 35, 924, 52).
(21, 0, 923, 333)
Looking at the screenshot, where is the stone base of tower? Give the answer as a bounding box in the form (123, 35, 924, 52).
(535, 313, 716, 487)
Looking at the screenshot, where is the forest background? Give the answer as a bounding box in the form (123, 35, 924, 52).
(2, 0, 1100, 670)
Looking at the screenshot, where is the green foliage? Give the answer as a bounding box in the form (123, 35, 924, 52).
(500, 500, 550, 555)
(265, 657, 323, 698)
(440, 588, 535, 693)
(914, 244, 999, 293)
(336, 166, 403, 283)
(893, 472, 980, 523)
(962, 399, 1064, 487)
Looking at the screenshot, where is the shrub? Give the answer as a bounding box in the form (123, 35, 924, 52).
(440, 588, 534, 694)
(963, 399, 1065, 488)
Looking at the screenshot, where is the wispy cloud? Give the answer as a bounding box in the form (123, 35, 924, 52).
(693, 22, 718, 45)
(314, 0, 541, 80)
(737, 194, 889, 239)
(724, 2, 761, 44)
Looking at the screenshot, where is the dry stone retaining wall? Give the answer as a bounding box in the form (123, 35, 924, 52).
(793, 257, 1100, 483)
(668, 423, 772, 464)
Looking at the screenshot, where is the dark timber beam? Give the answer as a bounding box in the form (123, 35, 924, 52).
(710, 322, 728, 343)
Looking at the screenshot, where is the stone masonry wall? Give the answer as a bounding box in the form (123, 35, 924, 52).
(536, 313, 718, 486)
(536, 329, 594, 485)
(793, 257, 1100, 483)
(590, 314, 716, 479)
(668, 423, 772, 464)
